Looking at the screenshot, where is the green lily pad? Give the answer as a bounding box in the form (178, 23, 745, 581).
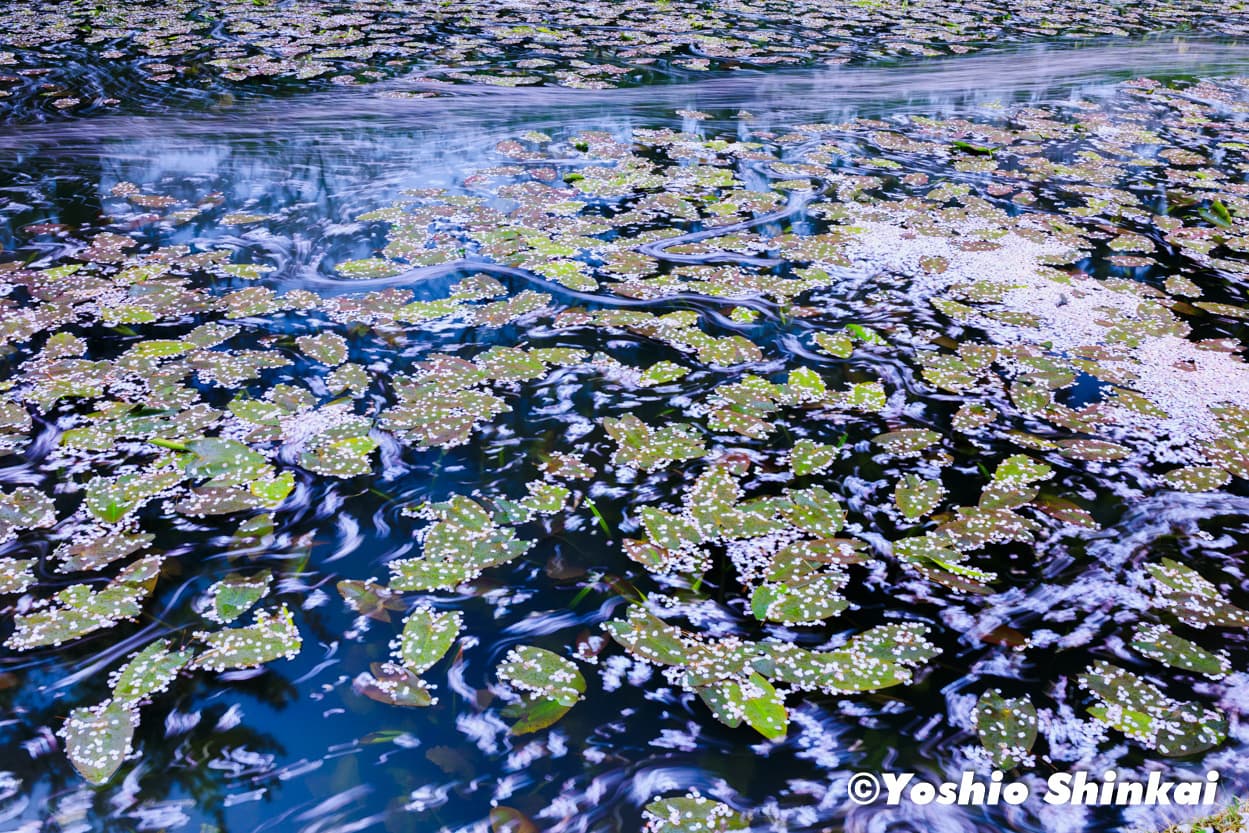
(790, 439, 837, 476)
(498, 645, 585, 734)
(85, 466, 183, 523)
(0, 556, 36, 594)
(296, 332, 349, 366)
(205, 571, 271, 624)
(894, 475, 945, 521)
(603, 415, 705, 472)
(975, 690, 1037, 769)
(193, 605, 302, 671)
(1081, 661, 1226, 757)
(497, 645, 584, 708)
(7, 555, 163, 649)
(0, 487, 56, 543)
(697, 672, 787, 740)
(338, 579, 406, 622)
(390, 497, 531, 591)
(1131, 624, 1229, 678)
(1148, 558, 1249, 629)
(397, 605, 462, 675)
(59, 699, 138, 785)
(642, 794, 749, 833)
(1162, 466, 1232, 493)
(872, 429, 941, 456)
(780, 486, 844, 537)
(109, 640, 195, 702)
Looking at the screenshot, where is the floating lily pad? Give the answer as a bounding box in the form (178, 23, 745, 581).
(205, 571, 271, 624)
(498, 645, 585, 734)
(85, 466, 182, 523)
(7, 555, 163, 649)
(109, 640, 195, 702)
(397, 605, 462, 675)
(59, 699, 137, 785)
(895, 475, 945, 521)
(0, 487, 56, 543)
(1081, 661, 1226, 757)
(338, 579, 406, 622)
(1131, 624, 1229, 678)
(975, 690, 1037, 769)
(872, 429, 941, 456)
(193, 605, 302, 671)
(698, 672, 787, 740)
(604, 415, 705, 472)
(790, 439, 837, 476)
(643, 794, 749, 833)
(296, 332, 349, 366)
(1148, 559, 1249, 629)
(0, 556, 35, 594)
(390, 496, 531, 591)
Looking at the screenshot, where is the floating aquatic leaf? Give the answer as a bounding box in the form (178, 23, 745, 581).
(205, 571, 271, 624)
(937, 506, 1038, 550)
(952, 403, 998, 432)
(1162, 466, 1231, 493)
(751, 572, 849, 624)
(813, 331, 853, 358)
(980, 454, 1052, 509)
(1132, 624, 1229, 678)
(498, 645, 585, 733)
(193, 605, 302, 671)
(769, 623, 937, 690)
(643, 794, 749, 833)
(354, 662, 435, 708)
(249, 471, 295, 505)
(186, 438, 270, 487)
(490, 806, 539, 833)
(54, 530, 154, 573)
(1148, 559, 1249, 629)
(390, 496, 531, 591)
(0, 556, 35, 594)
(396, 605, 462, 675)
(602, 608, 694, 668)
(698, 672, 787, 740)
(872, 429, 941, 456)
(7, 555, 163, 649)
(894, 474, 945, 521)
(109, 640, 195, 703)
(975, 690, 1037, 769)
(638, 361, 690, 387)
(895, 534, 995, 594)
(296, 332, 349, 366)
(338, 579, 406, 622)
(1057, 439, 1130, 461)
(498, 645, 584, 708)
(85, 466, 182, 523)
(298, 417, 378, 478)
(59, 699, 137, 786)
(780, 486, 844, 538)
(1080, 661, 1226, 757)
(603, 414, 705, 472)
(841, 381, 887, 411)
(0, 486, 56, 543)
(336, 258, 404, 278)
(790, 439, 837, 476)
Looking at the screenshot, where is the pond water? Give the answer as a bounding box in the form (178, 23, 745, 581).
(1, 23, 1249, 833)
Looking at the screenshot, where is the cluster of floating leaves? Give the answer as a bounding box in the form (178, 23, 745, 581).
(3, 0, 1249, 118)
(2, 63, 1249, 830)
